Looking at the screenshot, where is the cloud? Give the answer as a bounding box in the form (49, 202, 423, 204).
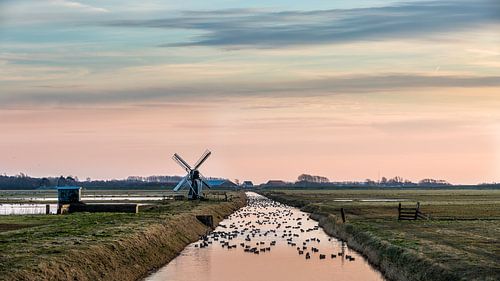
(106, 0, 500, 48)
(50, 0, 109, 13)
(369, 118, 476, 133)
(1, 74, 500, 107)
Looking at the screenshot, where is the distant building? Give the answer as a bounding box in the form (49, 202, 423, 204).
(241, 181, 254, 188)
(206, 179, 238, 189)
(264, 180, 288, 187)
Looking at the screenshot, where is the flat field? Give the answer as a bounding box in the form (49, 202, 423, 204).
(0, 191, 243, 280)
(260, 189, 500, 281)
(0, 189, 177, 203)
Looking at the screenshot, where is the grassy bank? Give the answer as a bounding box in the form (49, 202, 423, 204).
(0, 192, 246, 281)
(260, 189, 499, 281)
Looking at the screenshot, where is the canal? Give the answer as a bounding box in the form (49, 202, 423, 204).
(145, 192, 385, 281)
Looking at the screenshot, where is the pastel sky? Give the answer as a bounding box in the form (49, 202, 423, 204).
(1, 0, 500, 184)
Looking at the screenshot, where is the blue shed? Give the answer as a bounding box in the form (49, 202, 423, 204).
(57, 186, 81, 205)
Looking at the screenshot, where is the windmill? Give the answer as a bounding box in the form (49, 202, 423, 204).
(172, 150, 212, 200)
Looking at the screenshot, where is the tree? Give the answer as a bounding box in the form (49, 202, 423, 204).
(365, 179, 376, 185)
(65, 176, 77, 186)
(380, 177, 387, 185)
(297, 174, 330, 183)
(387, 176, 404, 186)
(40, 177, 51, 187)
(57, 176, 64, 187)
(418, 179, 450, 186)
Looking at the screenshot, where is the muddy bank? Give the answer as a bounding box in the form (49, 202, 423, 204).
(262, 192, 459, 281)
(4, 194, 246, 281)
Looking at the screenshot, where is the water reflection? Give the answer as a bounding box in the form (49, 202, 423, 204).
(5, 196, 168, 202)
(0, 203, 57, 215)
(145, 192, 385, 281)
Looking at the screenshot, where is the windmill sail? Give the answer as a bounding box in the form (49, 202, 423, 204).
(194, 150, 211, 170)
(173, 153, 192, 172)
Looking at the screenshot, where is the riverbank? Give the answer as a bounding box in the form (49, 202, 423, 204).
(260, 189, 500, 281)
(0, 192, 246, 281)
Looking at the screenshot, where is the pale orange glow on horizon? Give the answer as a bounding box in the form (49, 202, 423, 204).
(1, 88, 499, 184)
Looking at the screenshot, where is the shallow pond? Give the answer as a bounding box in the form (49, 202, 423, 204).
(0, 203, 57, 215)
(5, 196, 168, 202)
(145, 192, 385, 281)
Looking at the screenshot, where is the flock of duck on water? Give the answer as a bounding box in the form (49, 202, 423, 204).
(195, 194, 357, 262)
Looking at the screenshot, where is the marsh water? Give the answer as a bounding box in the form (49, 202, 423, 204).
(145, 192, 385, 281)
(0, 195, 168, 215)
(4, 196, 168, 202)
(0, 203, 58, 215)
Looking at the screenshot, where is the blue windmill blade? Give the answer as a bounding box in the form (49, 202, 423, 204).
(173, 175, 188, 191)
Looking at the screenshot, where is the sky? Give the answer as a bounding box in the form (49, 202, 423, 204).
(1, 0, 500, 184)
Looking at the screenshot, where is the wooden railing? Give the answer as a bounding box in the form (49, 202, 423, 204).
(398, 202, 429, 220)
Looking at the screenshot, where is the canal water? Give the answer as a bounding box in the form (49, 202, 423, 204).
(145, 192, 385, 281)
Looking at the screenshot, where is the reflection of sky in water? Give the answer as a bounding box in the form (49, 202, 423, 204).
(5, 197, 407, 202)
(0, 204, 57, 215)
(5, 197, 168, 201)
(145, 192, 385, 281)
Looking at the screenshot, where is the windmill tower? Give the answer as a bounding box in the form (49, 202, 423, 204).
(172, 150, 211, 200)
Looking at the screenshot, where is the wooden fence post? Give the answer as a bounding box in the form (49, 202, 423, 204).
(414, 202, 420, 220)
(340, 208, 346, 223)
(398, 203, 402, 220)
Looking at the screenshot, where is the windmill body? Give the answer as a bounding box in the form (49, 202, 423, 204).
(172, 150, 211, 200)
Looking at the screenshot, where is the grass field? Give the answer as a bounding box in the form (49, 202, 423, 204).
(0, 189, 234, 204)
(260, 189, 500, 281)
(0, 191, 244, 280)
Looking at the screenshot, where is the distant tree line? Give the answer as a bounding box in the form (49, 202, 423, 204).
(366, 176, 451, 187)
(1, 172, 498, 190)
(126, 175, 183, 183)
(0, 174, 79, 190)
(0, 174, 178, 190)
(297, 174, 330, 183)
(0, 173, 42, 190)
(292, 174, 453, 187)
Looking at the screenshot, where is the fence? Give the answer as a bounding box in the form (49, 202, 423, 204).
(398, 202, 429, 220)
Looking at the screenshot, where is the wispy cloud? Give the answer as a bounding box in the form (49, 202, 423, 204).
(1, 74, 499, 107)
(106, 0, 500, 48)
(50, 0, 109, 13)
